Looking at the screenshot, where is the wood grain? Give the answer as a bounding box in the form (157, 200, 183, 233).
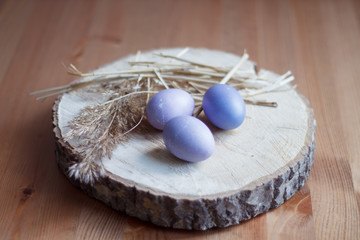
(53, 48, 315, 230)
(0, 0, 359, 239)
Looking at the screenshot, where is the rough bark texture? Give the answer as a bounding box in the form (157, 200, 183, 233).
(53, 96, 316, 230)
(52, 48, 316, 230)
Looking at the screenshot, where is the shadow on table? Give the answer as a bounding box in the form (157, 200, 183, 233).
(10, 104, 127, 235)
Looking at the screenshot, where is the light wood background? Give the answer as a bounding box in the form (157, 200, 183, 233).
(0, 0, 359, 239)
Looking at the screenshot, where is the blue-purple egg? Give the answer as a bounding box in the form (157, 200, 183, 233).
(163, 116, 215, 162)
(146, 89, 195, 130)
(203, 84, 246, 130)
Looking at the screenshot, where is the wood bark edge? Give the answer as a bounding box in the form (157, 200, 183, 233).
(52, 89, 316, 230)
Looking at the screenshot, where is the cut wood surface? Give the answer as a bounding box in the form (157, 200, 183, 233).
(53, 48, 315, 230)
(0, 0, 359, 239)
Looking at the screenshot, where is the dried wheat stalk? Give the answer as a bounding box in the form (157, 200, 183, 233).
(32, 50, 295, 184)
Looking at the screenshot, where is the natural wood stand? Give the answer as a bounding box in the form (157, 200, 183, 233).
(53, 48, 316, 230)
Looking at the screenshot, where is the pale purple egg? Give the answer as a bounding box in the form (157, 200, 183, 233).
(163, 116, 215, 162)
(203, 84, 246, 130)
(146, 89, 195, 130)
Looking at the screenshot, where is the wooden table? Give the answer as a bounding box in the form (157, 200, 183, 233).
(0, 0, 359, 239)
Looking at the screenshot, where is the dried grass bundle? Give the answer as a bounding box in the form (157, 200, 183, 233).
(32, 49, 295, 184)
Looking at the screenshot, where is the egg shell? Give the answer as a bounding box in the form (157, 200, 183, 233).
(203, 84, 246, 130)
(146, 89, 195, 130)
(163, 116, 215, 162)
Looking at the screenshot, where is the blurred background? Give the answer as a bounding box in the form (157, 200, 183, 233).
(0, 0, 359, 239)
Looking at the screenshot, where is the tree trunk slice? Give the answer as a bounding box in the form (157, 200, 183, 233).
(53, 48, 316, 230)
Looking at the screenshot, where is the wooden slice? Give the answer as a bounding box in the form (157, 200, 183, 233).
(53, 48, 315, 230)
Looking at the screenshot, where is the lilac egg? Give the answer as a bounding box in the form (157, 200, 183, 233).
(146, 89, 195, 130)
(203, 84, 246, 130)
(163, 116, 215, 162)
